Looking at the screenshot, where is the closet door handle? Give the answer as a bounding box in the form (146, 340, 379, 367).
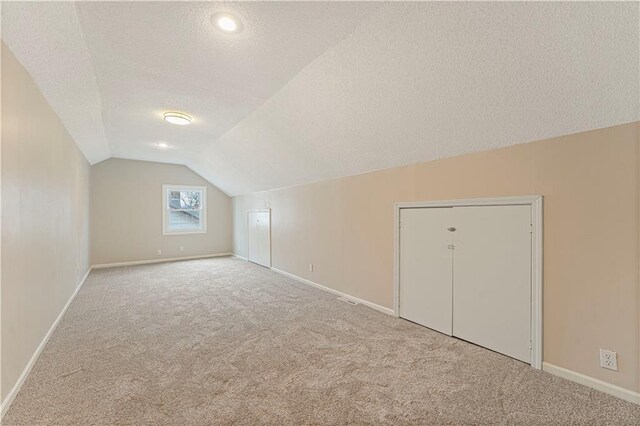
(447, 227, 456, 232)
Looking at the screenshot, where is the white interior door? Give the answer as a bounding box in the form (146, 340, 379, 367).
(248, 211, 259, 263)
(256, 211, 271, 267)
(399, 208, 454, 335)
(247, 210, 271, 267)
(452, 205, 532, 363)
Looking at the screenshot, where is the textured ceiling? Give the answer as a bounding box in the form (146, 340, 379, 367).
(2, 2, 638, 195)
(1, 1, 381, 166)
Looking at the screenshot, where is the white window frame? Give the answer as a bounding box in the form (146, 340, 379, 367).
(162, 184, 207, 235)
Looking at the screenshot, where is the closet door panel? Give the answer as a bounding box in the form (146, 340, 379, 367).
(399, 208, 454, 335)
(247, 211, 259, 264)
(257, 211, 271, 267)
(452, 205, 531, 363)
(248, 211, 271, 268)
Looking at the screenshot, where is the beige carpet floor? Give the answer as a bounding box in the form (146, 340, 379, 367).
(3, 257, 640, 425)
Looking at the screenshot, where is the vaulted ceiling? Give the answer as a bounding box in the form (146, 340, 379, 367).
(2, 2, 638, 196)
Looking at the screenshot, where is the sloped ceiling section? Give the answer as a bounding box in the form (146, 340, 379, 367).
(2, 2, 639, 196)
(198, 1, 639, 195)
(1, 2, 111, 164)
(1, 1, 381, 175)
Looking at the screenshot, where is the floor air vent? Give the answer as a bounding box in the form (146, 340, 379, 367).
(337, 297, 358, 306)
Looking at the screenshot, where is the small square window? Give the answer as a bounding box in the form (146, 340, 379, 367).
(162, 185, 207, 235)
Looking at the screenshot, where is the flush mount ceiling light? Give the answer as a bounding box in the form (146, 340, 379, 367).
(212, 12, 243, 33)
(149, 141, 174, 150)
(163, 111, 192, 126)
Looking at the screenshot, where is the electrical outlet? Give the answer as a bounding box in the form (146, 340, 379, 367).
(599, 349, 618, 371)
(157, 249, 162, 255)
(308, 263, 313, 272)
(179, 246, 184, 251)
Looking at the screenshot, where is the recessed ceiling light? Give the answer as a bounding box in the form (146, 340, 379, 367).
(212, 12, 242, 33)
(163, 111, 192, 126)
(157, 142, 169, 149)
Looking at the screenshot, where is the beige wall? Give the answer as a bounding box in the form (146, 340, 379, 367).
(1, 45, 91, 401)
(233, 122, 640, 393)
(91, 158, 232, 265)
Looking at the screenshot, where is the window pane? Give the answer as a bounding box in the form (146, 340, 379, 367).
(167, 210, 201, 231)
(168, 190, 201, 209)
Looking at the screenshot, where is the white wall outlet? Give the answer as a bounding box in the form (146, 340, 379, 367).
(599, 349, 618, 371)
(308, 263, 313, 272)
(179, 246, 184, 251)
(157, 249, 162, 255)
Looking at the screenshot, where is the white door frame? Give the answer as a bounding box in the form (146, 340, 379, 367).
(247, 209, 272, 268)
(393, 195, 543, 369)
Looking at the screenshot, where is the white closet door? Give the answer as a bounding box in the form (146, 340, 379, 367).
(247, 210, 271, 268)
(452, 205, 531, 363)
(247, 211, 259, 263)
(256, 211, 271, 267)
(399, 208, 454, 335)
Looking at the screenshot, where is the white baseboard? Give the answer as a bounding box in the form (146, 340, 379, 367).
(91, 252, 232, 269)
(270, 267, 394, 316)
(1, 267, 93, 420)
(543, 362, 640, 405)
(232, 253, 247, 261)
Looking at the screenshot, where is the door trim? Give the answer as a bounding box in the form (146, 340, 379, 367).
(247, 209, 272, 268)
(393, 196, 543, 369)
